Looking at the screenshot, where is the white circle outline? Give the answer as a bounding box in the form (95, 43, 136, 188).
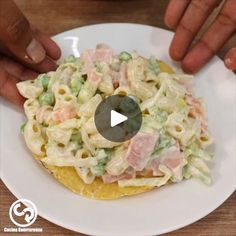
(9, 198, 38, 227)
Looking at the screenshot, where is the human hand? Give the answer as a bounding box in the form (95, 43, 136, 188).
(0, 0, 61, 105)
(164, 0, 236, 73)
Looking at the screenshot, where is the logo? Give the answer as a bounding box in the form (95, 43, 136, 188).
(9, 199, 37, 227)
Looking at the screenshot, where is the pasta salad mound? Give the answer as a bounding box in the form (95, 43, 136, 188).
(17, 44, 213, 193)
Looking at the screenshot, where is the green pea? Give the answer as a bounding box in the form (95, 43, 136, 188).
(64, 55, 76, 63)
(91, 162, 106, 176)
(38, 74, 50, 91)
(119, 51, 132, 62)
(39, 92, 55, 106)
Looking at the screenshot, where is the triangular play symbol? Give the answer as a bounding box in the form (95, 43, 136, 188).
(110, 110, 128, 127)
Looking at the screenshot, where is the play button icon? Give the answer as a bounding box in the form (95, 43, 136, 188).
(110, 110, 127, 127)
(94, 95, 142, 142)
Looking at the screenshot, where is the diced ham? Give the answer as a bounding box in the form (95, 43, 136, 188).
(119, 63, 128, 87)
(80, 46, 113, 74)
(36, 105, 53, 124)
(81, 62, 94, 75)
(125, 132, 159, 171)
(185, 95, 207, 131)
(52, 105, 77, 123)
(148, 145, 183, 181)
(95, 49, 113, 64)
(186, 95, 204, 118)
(102, 167, 135, 184)
(111, 63, 128, 88)
(136, 168, 155, 177)
(96, 43, 111, 50)
(80, 50, 94, 63)
(162, 146, 183, 181)
(87, 71, 102, 86)
(80, 48, 113, 64)
(147, 159, 164, 177)
(162, 146, 182, 169)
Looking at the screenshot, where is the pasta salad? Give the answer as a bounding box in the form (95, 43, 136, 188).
(17, 44, 213, 188)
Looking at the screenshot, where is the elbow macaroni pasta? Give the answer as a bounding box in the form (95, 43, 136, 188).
(24, 120, 45, 156)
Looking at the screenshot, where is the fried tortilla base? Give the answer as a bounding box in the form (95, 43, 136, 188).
(42, 164, 153, 200)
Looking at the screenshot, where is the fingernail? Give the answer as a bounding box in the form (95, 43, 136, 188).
(224, 58, 233, 69)
(26, 38, 46, 63)
(224, 48, 236, 70)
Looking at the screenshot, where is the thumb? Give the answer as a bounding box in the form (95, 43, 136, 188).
(0, 0, 46, 63)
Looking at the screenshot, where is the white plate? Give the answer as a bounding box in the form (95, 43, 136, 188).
(0, 23, 236, 236)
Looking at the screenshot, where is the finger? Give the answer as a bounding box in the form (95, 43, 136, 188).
(0, 44, 58, 73)
(169, 0, 221, 61)
(224, 47, 236, 70)
(182, 0, 236, 74)
(0, 0, 45, 63)
(28, 56, 58, 73)
(33, 28, 61, 60)
(0, 56, 38, 80)
(0, 65, 24, 106)
(164, 0, 190, 29)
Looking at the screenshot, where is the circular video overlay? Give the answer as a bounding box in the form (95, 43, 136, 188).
(94, 95, 142, 142)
